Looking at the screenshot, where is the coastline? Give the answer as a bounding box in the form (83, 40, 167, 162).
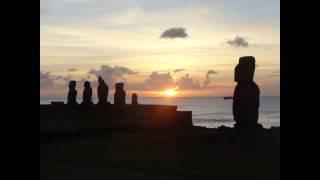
(41, 124, 279, 180)
(40, 103, 279, 180)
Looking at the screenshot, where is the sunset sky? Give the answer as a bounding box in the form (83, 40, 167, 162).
(40, 0, 280, 98)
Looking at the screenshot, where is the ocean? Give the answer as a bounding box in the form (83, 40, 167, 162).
(40, 96, 280, 128)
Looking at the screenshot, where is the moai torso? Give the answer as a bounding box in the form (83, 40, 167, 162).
(132, 93, 138, 105)
(82, 81, 93, 105)
(233, 82, 260, 126)
(114, 83, 126, 106)
(67, 81, 78, 105)
(97, 76, 109, 104)
(232, 56, 260, 128)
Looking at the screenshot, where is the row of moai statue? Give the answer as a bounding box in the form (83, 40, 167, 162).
(233, 56, 261, 129)
(67, 76, 138, 106)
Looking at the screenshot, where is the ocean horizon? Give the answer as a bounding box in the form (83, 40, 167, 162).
(40, 96, 280, 129)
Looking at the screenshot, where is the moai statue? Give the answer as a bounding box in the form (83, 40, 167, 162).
(114, 83, 126, 106)
(132, 93, 138, 105)
(233, 56, 260, 129)
(82, 81, 93, 105)
(97, 76, 109, 105)
(67, 80, 78, 105)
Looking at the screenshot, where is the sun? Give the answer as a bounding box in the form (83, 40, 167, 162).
(161, 87, 178, 97)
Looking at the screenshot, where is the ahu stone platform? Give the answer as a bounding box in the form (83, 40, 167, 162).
(40, 104, 193, 135)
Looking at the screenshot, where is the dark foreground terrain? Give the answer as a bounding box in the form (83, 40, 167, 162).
(40, 126, 279, 180)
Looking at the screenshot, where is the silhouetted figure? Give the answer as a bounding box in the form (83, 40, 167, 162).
(67, 80, 78, 105)
(233, 56, 260, 129)
(97, 76, 109, 105)
(114, 83, 126, 106)
(82, 81, 93, 105)
(132, 93, 138, 105)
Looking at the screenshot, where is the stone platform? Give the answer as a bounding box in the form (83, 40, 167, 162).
(40, 104, 193, 135)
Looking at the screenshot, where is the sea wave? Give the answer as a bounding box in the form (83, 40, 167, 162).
(193, 119, 234, 123)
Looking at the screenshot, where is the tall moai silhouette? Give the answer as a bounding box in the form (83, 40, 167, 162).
(233, 56, 260, 129)
(97, 76, 109, 105)
(114, 83, 126, 106)
(132, 93, 138, 105)
(67, 80, 78, 105)
(82, 81, 93, 105)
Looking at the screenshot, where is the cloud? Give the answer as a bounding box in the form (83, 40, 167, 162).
(41, 65, 139, 92)
(176, 74, 201, 90)
(143, 71, 175, 90)
(160, 27, 188, 39)
(203, 70, 218, 87)
(68, 68, 78, 72)
(133, 70, 217, 90)
(54, 75, 63, 80)
(268, 70, 280, 77)
(41, 66, 220, 94)
(40, 70, 74, 89)
(40, 71, 55, 89)
(174, 68, 186, 73)
(226, 36, 249, 47)
(128, 71, 198, 90)
(89, 65, 137, 88)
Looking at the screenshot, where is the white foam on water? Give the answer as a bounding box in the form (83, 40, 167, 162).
(40, 96, 280, 128)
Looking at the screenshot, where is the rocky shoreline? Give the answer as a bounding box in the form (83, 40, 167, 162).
(40, 125, 279, 180)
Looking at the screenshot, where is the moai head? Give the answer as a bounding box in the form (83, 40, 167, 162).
(84, 81, 91, 88)
(115, 83, 124, 92)
(114, 82, 126, 106)
(98, 76, 106, 86)
(234, 56, 256, 83)
(132, 93, 138, 105)
(69, 80, 76, 90)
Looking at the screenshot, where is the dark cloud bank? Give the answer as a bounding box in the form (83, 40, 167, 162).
(41, 65, 218, 91)
(160, 27, 188, 39)
(40, 71, 55, 89)
(40, 71, 73, 89)
(174, 68, 186, 73)
(203, 70, 218, 88)
(68, 68, 78, 72)
(89, 65, 137, 87)
(226, 36, 249, 47)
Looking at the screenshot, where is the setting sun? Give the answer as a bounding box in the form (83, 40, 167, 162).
(161, 87, 178, 97)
